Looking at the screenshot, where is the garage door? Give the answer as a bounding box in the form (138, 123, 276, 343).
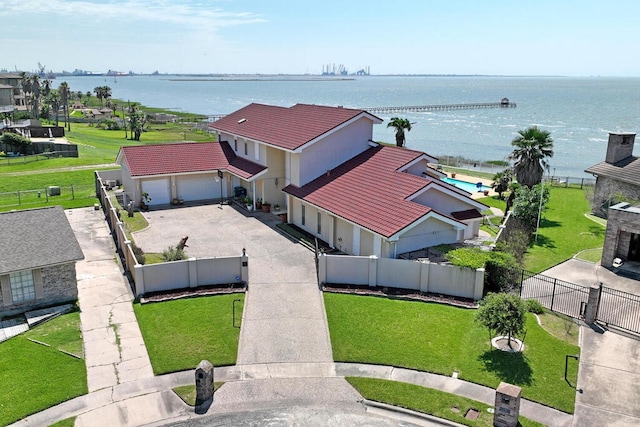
(141, 178, 170, 206)
(177, 176, 221, 202)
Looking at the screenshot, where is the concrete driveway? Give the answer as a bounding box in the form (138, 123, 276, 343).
(132, 204, 334, 366)
(541, 258, 640, 294)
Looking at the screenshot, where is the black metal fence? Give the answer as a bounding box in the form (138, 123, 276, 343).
(513, 267, 640, 336)
(518, 268, 589, 319)
(597, 286, 640, 335)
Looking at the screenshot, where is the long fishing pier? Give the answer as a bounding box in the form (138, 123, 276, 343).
(363, 99, 516, 114)
(207, 99, 516, 121)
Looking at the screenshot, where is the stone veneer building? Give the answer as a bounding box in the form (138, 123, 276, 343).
(586, 132, 640, 269)
(0, 206, 84, 317)
(586, 132, 640, 216)
(601, 202, 640, 269)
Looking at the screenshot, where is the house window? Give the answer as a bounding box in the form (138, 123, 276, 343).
(244, 142, 248, 156)
(301, 205, 306, 226)
(317, 212, 322, 234)
(234, 139, 238, 152)
(10, 270, 35, 303)
(254, 142, 260, 161)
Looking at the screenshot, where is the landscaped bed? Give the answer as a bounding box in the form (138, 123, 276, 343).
(324, 292, 579, 413)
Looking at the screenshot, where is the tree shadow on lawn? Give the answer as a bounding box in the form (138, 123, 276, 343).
(530, 234, 557, 251)
(478, 349, 533, 386)
(586, 224, 606, 239)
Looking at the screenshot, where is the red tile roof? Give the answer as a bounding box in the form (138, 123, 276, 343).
(208, 103, 381, 151)
(118, 142, 266, 180)
(284, 145, 474, 238)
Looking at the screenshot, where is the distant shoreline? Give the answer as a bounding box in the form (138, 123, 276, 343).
(163, 77, 355, 82)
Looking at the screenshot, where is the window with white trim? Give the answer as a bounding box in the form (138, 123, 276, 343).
(234, 139, 238, 152)
(244, 142, 248, 156)
(317, 212, 322, 234)
(301, 205, 306, 226)
(10, 270, 35, 303)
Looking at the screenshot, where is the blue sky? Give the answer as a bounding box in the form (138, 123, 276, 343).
(2, 0, 639, 76)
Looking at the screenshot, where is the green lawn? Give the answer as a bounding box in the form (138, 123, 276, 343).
(348, 377, 545, 427)
(134, 294, 244, 374)
(0, 312, 87, 426)
(324, 293, 579, 413)
(524, 187, 605, 272)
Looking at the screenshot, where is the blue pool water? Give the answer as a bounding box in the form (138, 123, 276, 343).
(442, 177, 490, 193)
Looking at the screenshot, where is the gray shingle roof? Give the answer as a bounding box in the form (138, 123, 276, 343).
(585, 156, 640, 186)
(0, 206, 84, 274)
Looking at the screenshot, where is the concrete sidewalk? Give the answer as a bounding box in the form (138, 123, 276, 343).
(11, 362, 572, 427)
(66, 208, 153, 391)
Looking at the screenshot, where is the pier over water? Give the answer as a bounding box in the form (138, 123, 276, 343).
(207, 99, 516, 121)
(363, 98, 516, 114)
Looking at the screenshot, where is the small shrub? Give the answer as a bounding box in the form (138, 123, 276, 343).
(131, 242, 146, 265)
(525, 299, 545, 314)
(162, 246, 187, 262)
(484, 251, 518, 293)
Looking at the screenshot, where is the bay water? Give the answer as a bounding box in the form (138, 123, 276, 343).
(59, 75, 640, 178)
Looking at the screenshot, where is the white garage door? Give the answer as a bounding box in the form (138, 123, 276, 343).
(177, 176, 221, 202)
(141, 178, 170, 205)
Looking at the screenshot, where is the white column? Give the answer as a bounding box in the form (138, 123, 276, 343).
(373, 235, 382, 257)
(352, 227, 361, 256)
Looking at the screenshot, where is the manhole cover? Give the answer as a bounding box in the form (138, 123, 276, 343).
(465, 408, 480, 420)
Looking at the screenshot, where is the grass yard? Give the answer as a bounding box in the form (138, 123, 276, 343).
(347, 377, 545, 427)
(0, 311, 87, 426)
(524, 187, 605, 272)
(324, 293, 579, 413)
(134, 294, 244, 374)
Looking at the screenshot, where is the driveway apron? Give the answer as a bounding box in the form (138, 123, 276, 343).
(132, 205, 334, 366)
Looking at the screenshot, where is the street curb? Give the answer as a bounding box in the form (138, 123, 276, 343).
(362, 399, 467, 427)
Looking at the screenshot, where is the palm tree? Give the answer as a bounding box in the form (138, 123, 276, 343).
(507, 126, 554, 188)
(46, 92, 61, 125)
(94, 86, 104, 106)
(58, 82, 71, 131)
(30, 74, 41, 119)
(20, 72, 32, 114)
(387, 117, 412, 147)
(491, 168, 513, 199)
(85, 91, 92, 104)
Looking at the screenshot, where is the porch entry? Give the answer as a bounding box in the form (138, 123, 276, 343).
(629, 233, 640, 262)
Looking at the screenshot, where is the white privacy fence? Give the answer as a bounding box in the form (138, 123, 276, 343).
(133, 255, 247, 297)
(318, 254, 484, 301)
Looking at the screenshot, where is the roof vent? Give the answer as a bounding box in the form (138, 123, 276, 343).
(326, 170, 331, 176)
(237, 118, 246, 124)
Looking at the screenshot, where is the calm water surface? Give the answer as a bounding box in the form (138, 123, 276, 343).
(59, 75, 640, 178)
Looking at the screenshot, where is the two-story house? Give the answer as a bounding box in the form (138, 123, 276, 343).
(116, 103, 487, 258)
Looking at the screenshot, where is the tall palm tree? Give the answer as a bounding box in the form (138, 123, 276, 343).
(94, 86, 104, 106)
(58, 82, 71, 131)
(507, 126, 554, 188)
(46, 92, 61, 125)
(20, 72, 32, 113)
(387, 117, 412, 147)
(30, 74, 41, 119)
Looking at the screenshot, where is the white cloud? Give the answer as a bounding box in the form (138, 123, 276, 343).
(1, 0, 265, 31)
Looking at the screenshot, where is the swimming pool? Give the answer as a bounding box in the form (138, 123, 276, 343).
(442, 177, 491, 193)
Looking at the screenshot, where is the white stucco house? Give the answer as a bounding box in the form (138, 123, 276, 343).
(116, 103, 487, 258)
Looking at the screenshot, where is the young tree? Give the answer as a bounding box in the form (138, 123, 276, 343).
(508, 126, 554, 188)
(127, 103, 147, 141)
(476, 292, 526, 349)
(387, 117, 412, 147)
(512, 183, 550, 229)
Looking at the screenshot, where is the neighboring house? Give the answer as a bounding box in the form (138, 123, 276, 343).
(0, 83, 15, 114)
(0, 73, 27, 111)
(0, 206, 84, 317)
(586, 132, 640, 269)
(116, 142, 266, 207)
(115, 103, 486, 258)
(82, 108, 113, 119)
(585, 132, 640, 216)
(601, 202, 640, 269)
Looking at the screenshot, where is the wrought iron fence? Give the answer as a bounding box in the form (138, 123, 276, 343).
(597, 286, 640, 335)
(517, 268, 590, 319)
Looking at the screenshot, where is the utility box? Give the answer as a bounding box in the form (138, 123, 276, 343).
(493, 382, 521, 427)
(47, 186, 61, 196)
